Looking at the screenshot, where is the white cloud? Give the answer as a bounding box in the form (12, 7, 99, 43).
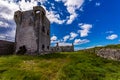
(66, 13, 77, 24)
(55, 0, 84, 24)
(78, 23, 83, 26)
(0, 0, 19, 41)
(95, 2, 101, 6)
(74, 39, 90, 45)
(51, 35, 60, 44)
(51, 35, 57, 41)
(55, 0, 61, 2)
(70, 32, 78, 40)
(62, 32, 78, 42)
(18, 0, 37, 11)
(0, 21, 9, 28)
(106, 34, 118, 40)
(78, 24, 92, 37)
(46, 10, 65, 24)
(0, 0, 19, 20)
(0, 34, 6, 40)
(57, 42, 72, 46)
(63, 35, 70, 41)
(0, 28, 15, 42)
(86, 45, 103, 49)
(65, 0, 84, 24)
(41, 5, 66, 24)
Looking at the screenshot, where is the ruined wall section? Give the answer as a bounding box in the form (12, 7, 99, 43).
(51, 43, 74, 52)
(0, 40, 15, 55)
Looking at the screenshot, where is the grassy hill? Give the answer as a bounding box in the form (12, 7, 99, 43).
(0, 51, 120, 80)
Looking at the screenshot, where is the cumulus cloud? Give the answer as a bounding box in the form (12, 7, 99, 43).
(46, 10, 65, 24)
(0, 0, 20, 41)
(57, 42, 72, 46)
(63, 35, 70, 41)
(70, 32, 78, 40)
(51, 35, 57, 41)
(18, 0, 65, 24)
(74, 39, 90, 45)
(106, 34, 118, 40)
(55, 0, 84, 24)
(0, 34, 6, 40)
(0, 21, 9, 28)
(78, 24, 92, 37)
(62, 32, 78, 42)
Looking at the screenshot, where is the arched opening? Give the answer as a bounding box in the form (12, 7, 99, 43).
(16, 45, 27, 55)
(35, 10, 41, 14)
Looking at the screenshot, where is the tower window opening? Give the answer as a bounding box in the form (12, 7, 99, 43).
(47, 46, 49, 50)
(15, 15, 17, 18)
(42, 26, 45, 33)
(47, 30, 49, 35)
(36, 10, 41, 14)
(42, 44, 45, 51)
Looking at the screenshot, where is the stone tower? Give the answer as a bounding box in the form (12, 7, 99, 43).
(14, 6, 50, 54)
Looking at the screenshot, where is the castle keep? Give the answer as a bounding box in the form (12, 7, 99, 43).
(14, 6, 50, 54)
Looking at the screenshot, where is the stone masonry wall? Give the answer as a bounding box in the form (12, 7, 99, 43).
(0, 40, 15, 55)
(14, 6, 50, 54)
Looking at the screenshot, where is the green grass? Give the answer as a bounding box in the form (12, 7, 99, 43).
(0, 51, 120, 80)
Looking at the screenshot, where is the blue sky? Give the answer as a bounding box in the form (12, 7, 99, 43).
(0, 0, 120, 50)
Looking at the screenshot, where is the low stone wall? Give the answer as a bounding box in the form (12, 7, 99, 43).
(96, 48, 120, 61)
(0, 40, 15, 55)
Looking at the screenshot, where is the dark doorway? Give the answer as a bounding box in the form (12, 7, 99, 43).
(16, 45, 27, 55)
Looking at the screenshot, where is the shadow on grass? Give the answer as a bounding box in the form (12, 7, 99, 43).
(37, 52, 68, 59)
(0, 52, 69, 60)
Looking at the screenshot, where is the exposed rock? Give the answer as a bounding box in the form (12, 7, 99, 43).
(96, 48, 120, 61)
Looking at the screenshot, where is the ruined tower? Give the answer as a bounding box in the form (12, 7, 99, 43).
(14, 6, 50, 54)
